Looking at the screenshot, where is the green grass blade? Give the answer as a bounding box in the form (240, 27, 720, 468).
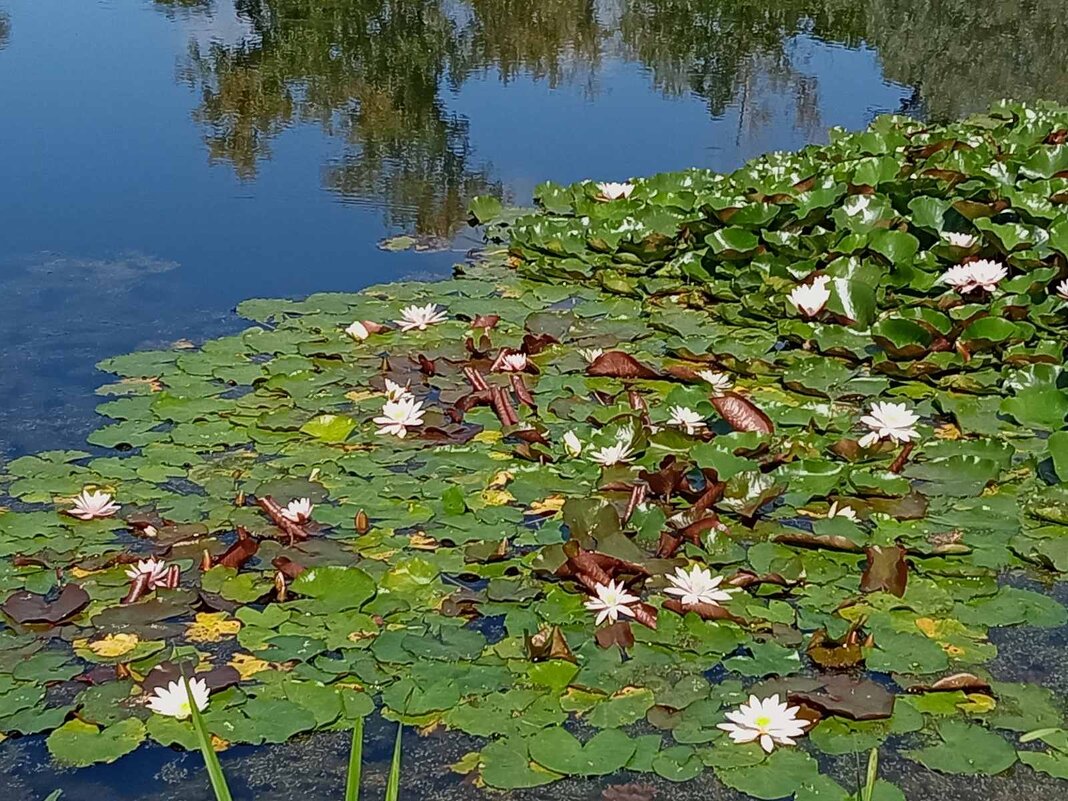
(384, 723, 403, 801)
(185, 677, 234, 801)
(344, 718, 364, 801)
(861, 747, 878, 801)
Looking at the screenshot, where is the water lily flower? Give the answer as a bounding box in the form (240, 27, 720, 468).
(942, 231, 979, 249)
(668, 406, 706, 435)
(344, 321, 370, 341)
(498, 353, 529, 372)
(383, 378, 413, 403)
(664, 565, 735, 607)
(146, 678, 210, 720)
(281, 498, 313, 524)
(589, 439, 635, 466)
(788, 277, 831, 318)
(374, 397, 426, 438)
(858, 401, 920, 448)
(940, 259, 1006, 294)
(562, 431, 583, 457)
(125, 558, 172, 589)
(596, 182, 634, 201)
(1054, 278, 1068, 301)
(697, 370, 733, 396)
(67, 489, 120, 520)
(579, 348, 604, 364)
(826, 501, 857, 521)
(584, 579, 640, 625)
(394, 303, 447, 331)
(718, 694, 811, 753)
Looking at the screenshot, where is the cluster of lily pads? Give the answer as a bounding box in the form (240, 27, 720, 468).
(2, 101, 1068, 798)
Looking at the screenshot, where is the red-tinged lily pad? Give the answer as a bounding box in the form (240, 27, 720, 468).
(1, 584, 90, 625)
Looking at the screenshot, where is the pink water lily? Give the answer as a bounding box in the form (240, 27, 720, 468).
(67, 489, 120, 520)
(941, 259, 1006, 294)
(125, 558, 173, 589)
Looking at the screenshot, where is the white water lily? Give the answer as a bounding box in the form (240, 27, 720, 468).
(499, 353, 529, 372)
(562, 431, 583, 458)
(146, 678, 210, 720)
(1054, 278, 1068, 301)
(668, 405, 706, 435)
(788, 278, 831, 318)
(940, 259, 1007, 293)
(344, 321, 370, 341)
(596, 181, 634, 200)
(664, 565, 735, 607)
(383, 378, 413, 403)
(281, 498, 313, 524)
(858, 401, 920, 448)
(584, 579, 640, 625)
(942, 231, 979, 249)
(826, 501, 857, 521)
(579, 348, 605, 364)
(125, 558, 172, 588)
(374, 397, 426, 438)
(394, 303, 447, 331)
(697, 370, 733, 396)
(67, 489, 120, 520)
(589, 439, 635, 467)
(718, 694, 811, 753)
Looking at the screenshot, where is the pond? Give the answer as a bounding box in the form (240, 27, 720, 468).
(1, 2, 1068, 800)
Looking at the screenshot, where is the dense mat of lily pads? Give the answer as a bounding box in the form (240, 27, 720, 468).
(3, 101, 1068, 797)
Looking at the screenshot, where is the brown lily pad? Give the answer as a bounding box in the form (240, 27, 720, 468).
(1, 584, 90, 625)
(789, 675, 895, 721)
(860, 544, 908, 597)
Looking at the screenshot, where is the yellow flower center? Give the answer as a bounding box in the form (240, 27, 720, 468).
(754, 715, 771, 729)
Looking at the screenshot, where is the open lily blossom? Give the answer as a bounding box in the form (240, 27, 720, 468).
(788, 277, 831, 318)
(668, 405, 706, 435)
(374, 397, 426, 438)
(858, 401, 920, 448)
(589, 439, 635, 467)
(394, 303, 447, 331)
(67, 489, 120, 520)
(664, 565, 735, 607)
(1055, 278, 1068, 301)
(281, 498, 313, 524)
(383, 378, 413, 403)
(942, 231, 979, 249)
(498, 353, 529, 372)
(718, 694, 811, 753)
(940, 259, 1007, 293)
(579, 348, 605, 364)
(146, 678, 210, 720)
(344, 321, 370, 341)
(125, 558, 172, 588)
(596, 181, 634, 200)
(562, 430, 583, 457)
(584, 579, 640, 625)
(826, 501, 857, 521)
(697, 369, 733, 396)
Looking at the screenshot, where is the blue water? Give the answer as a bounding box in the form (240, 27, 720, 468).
(0, 0, 922, 458)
